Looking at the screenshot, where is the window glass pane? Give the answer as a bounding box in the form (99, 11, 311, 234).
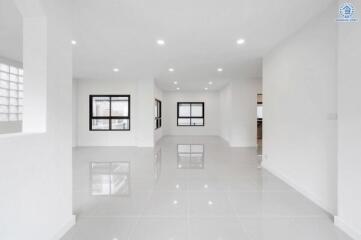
(111, 119, 129, 130)
(0, 114, 8, 121)
(92, 97, 110, 117)
(92, 119, 109, 130)
(0, 64, 9, 72)
(111, 97, 128, 117)
(18, 106, 23, 113)
(9, 66, 18, 74)
(9, 114, 17, 121)
(18, 69, 24, 76)
(10, 74, 18, 82)
(191, 118, 204, 126)
(18, 83, 24, 91)
(191, 104, 203, 117)
(0, 72, 9, 81)
(9, 82, 17, 90)
(154, 102, 158, 118)
(0, 88, 8, 97)
(257, 106, 263, 119)
(178, 118, 190, 126)
(9, 98, 17, 105)
(9, 106, 17, 113)
(0, 80, 9, 88)
(19, 76, 23, 83)
(18, 91, 24, 99)
(10, 90, 17, 98)
(18, 114, 22, 120)
(0, 97, 9, 105)
(0, 105, 8, 113)
(179, 104, 190, 117)
(18, 98, 23, 105)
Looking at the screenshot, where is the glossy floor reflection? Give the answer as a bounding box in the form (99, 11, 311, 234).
(62, 136, 350, 240)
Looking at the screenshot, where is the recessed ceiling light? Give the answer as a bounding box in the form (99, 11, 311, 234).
(174, 81, 178, 85)
(237, 38, 246, 45)
(208, 200, 213, 205)
(204, 184, 209, 189)
(71, 40, 77, 45)
(173, 200, 178, 205)
(217, 68, 223, 72)
(113, 68, 119, 72)
(176, 87, 180, 91)
(169, 68, 174, 72)
(208, 81, 213, 85)
(204, 87, 208, 90)
(157, 39, 165, 45)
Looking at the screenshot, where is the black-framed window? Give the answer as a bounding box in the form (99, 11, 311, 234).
(177, 102, 204, 126)
(155, 99, 162, 129)
(89, 95, 130, 131)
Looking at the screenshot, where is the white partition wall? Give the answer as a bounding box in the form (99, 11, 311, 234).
(0, 0, 74, 239)
(335, 0, 361, 238)
(262, 5, 337, 214)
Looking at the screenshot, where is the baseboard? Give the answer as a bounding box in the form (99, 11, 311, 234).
(262, 161, 336, 215)
(52, 215, 76, 240)
(335, 217, 361, 240)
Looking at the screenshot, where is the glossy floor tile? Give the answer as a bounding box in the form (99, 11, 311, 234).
(62, 136, 351, 240)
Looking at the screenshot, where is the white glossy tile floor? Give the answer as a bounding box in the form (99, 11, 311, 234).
(62, 136, 351, 240)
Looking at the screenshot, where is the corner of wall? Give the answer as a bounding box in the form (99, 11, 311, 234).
(262, 160, 336, 215)
(52, 215, 76, 240)
(334, 217, 361, 240)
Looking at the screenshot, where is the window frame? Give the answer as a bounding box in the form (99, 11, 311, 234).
(89, 94, 131, 131)
(155, 98, 162, 130)
(177, 102, 205, 127)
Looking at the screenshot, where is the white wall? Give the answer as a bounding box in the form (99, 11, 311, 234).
(163, 91, 220, 136)
(136, 78, 154, 147)
(335, 0, 361, 238)
(0, 0, 74, 239)
(262, 5, 337, 214)
(76, 78, 155, 147)
(77, 79, 138, 146)
(72, 79, 78, 147)
(219, 78, 261, 147)
(154, 84, 163, 143)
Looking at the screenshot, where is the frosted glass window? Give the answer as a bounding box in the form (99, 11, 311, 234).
(177, 102, 204, 126)
(0, 62, 23, 122)
(90, 95, 130, 131)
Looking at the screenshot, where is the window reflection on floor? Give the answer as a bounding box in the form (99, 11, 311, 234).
(90, 162, 130, 196)
(177, 144, 204, 169)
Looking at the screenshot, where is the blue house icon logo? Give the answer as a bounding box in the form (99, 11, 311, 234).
(337, 2, 358, 22)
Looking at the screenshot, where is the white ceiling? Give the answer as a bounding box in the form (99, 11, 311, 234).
(1, 0, 335, 91)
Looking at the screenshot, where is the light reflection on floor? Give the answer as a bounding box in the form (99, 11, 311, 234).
(62, 136, 350, 240)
